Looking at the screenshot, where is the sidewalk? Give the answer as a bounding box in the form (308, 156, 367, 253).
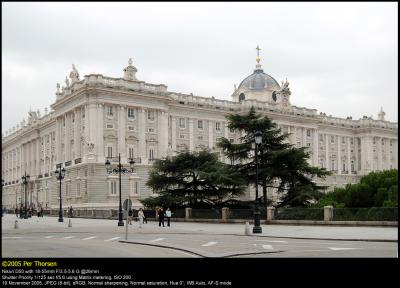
(1, 214, 398, 241)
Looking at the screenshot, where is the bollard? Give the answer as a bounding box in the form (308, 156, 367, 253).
(14, 220, 19, 229)
(244, 222, 251, 236)
(68, 219, 72, 227)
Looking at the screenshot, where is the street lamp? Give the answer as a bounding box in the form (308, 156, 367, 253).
(253, 129, 263, 234)
(54, 165, 66, 222)
(105, 154, 135, 226)
(21, 172, 30, 219)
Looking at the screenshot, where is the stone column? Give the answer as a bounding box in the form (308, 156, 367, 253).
(31, 141, 35, 175)
(138, 108, 147, 163)
(118, 105, 126, 162)
(65, 113, 71, 162)
(74, 108, 81, 159)
(36, 139, 40, 175)
(189, 119, 194, 152)
(313, 129, 318, 166)
(43, 136, 46, 175)
(302, 127, 307, 147)
(171, 116, 177, 152)
(325, 134, 329, 170)
(208, 120, 213, 149)
(386, 138, 391, 169)
(337, 136, 341, 174)
(56, 117, 62, 164)
(347, 137, 351, 174)
(355, 137, 359, 172)
(324, 206, 333, 221)
(19, 145, 23, 178)
(89, 103, 97, 153)
(221, 207, 229, 220)
(158, 111, 168, 158)
(97, 104, 104, 163)
(185, 208, 192, 220)
(377, 137, 382, 171)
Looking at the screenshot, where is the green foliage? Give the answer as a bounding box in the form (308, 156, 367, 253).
(316, 169, 398, 208)
(141, 150, 246, 209)
(217, 107, 330, 208)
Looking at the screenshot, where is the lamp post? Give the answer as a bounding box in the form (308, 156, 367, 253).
(21, 172, 30, 219)
(253, 129, 263, 233)
(105, 154, 135, 226)
(54, 164, 66, 222)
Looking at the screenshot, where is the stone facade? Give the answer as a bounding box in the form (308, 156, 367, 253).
(2, 56, 398, 209)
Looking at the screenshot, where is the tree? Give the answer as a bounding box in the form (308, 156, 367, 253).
(315, 169, 398, 208)
(141, 150, 246, 209)
(218, 107, 330, 207)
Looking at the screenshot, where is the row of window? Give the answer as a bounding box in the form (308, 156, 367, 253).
(106, 146, 155, 161)
(319, 159, 355, 172)
(106, 106, 155, 121)
(109, 180, 140, 196)
(178, 119, 234, 133)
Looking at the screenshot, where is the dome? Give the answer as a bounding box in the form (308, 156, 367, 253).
(238, 67, 280, 91)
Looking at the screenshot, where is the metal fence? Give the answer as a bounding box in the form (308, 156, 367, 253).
(228, 209, 256, 220)
(191, 208, 221, 219)
(333, 208, 398, 221)
(275, 208, 324, 220)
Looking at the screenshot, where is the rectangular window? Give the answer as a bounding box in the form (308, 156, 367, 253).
(198, 120, 203, 129)
(351, 161, 355, 172)
(180, 134, 185, 139)
(106, 123, 114, 129)
(198, 135, 203, 140)
(128, 126, 135, 131)
(373, 138, 376, 145)
(128, 147, 135, 159)
(229, 138, 234, 143)
(127, 108, 135, 119)
(215, 122, 221, 131)
(148, 127, 156, 133)
(110, 181, 117, 195)
(149, 148, 154, 161)
(147, 111, 155, 121)
(319, 134, 323, 142)
(307, 143, 311, 147)
(319, 160, 324, 168)
(343, 163, 346, 172)
(66, 183, 70, 197)
(331, 160, 335, 171)
(382, 139, 385, 145)
(306, 129, 311, 137)
(342, 137, 345, 144)
(230, 128, 235, 134)
(107, 147, 113, 158)
(107, 106, 113, 117)
(179, 118, 186, 129)
(350, 138, 354, 145)
(135, 182, 139, 195)
(331, 136, 335, 143)
(82, 110, 85, 119)
(77, 182, 81, 197)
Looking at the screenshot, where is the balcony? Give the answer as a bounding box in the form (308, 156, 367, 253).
(38, 174, 43, 179)
(65, 161, 72, 167)
(351, 171, 357, 174)
(44, 173, 49, 177)
(74, 158, 82, 164)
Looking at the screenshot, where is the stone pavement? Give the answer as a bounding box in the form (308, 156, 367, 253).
(1, 214, 397, 241)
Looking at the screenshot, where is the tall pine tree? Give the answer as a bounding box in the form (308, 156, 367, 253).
(218, 107, 330, 207)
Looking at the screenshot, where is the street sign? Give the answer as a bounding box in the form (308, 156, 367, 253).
(123, 199, 132, 211)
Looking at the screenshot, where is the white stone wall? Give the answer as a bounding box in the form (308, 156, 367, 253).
(2, 70, 398, 209)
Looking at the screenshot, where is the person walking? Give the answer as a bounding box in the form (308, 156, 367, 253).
(68, 206, 74, 218)
(143, 211, 147, 224)
(128, 208, 133, 225)
(165, 208, 172, 227)
(15, 207, 19, 218)
(158, 208, 165, 227)
(138, 208, 145, 228)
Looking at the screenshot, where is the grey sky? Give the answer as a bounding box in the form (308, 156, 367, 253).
(2, 2, 398, 134)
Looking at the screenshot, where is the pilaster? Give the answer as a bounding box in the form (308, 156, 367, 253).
(189, 119, 194, 152)
(171, 117, 177, 153)
(97, 104, 105, 163)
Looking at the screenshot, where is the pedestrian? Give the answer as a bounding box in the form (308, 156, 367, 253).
(143, 211, 147, 224)
(40, 207, 44, 217)
(158, 208, 165, 227)
(138, 208, 145, 228)
(128, 208, 133, 225)
(68, 206, 74, 218)
(15, 207, 19, 218)
(165, 208, 172, 227)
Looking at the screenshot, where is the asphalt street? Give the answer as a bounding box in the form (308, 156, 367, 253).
(1, 214, 397, 258)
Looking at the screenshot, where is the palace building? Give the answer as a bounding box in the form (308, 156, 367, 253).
(2, 51, 398, 210)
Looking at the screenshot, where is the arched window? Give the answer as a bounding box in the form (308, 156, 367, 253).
(239, 93, 245, 102)
(272, 91, 277, 102)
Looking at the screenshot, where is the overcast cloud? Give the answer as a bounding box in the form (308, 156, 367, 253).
(2, 2, 398, 133)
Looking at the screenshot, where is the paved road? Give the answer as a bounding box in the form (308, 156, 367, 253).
(2, 215, 397, 258)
